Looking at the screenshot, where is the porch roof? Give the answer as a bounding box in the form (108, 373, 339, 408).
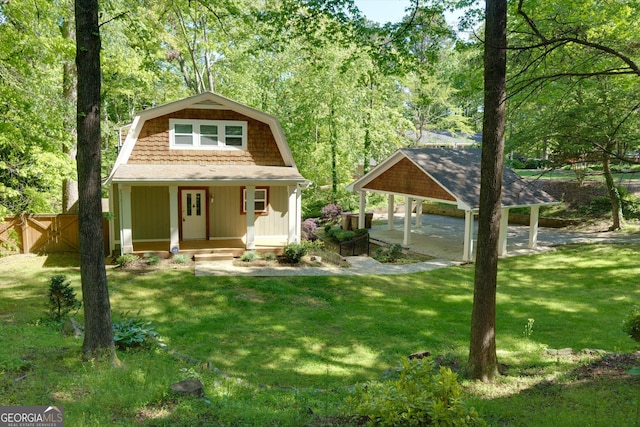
(110, 164, 309, 185)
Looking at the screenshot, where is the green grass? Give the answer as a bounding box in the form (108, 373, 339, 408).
(516, 168, 640, 182)
(1, 245, 639, 425)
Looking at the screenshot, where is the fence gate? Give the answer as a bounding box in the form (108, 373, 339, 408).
(0, 213, 109, 255)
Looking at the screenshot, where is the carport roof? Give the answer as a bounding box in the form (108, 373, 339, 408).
(347, 148, 558, 211)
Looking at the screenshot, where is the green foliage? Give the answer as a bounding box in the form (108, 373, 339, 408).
(261, 252, 277, 261)
(0, 228, 20, 257)
(326, 227, 355, 243)
(143, 252, 160, 266)
(112, 318, 159, 350)
(622, 307, 640, 344)
(46, 275, 81, 322)
(348, 357, 485, 426)
(282, 243, 307, 264)
(171, 254, 191, 264)
(373, 244, 404, 263)
(115, 253, 139, 268)
(240, 251, 259, 262)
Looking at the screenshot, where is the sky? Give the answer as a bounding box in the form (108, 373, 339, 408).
(353, 0, 414, 24)
(354, 0, 468, 29)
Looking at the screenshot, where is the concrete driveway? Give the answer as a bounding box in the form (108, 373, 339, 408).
(369, 213, 640, 263)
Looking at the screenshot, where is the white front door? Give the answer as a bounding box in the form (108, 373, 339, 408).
(181, 189, 206, 240)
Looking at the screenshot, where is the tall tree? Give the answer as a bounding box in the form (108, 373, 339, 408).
(75, 0, 116, 361)
(468, 0, 507, 382)
(507, 0, 640, 230)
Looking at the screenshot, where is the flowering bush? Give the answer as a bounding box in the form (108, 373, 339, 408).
(302, 218, 318, 241)
(321, 203, 342, 223)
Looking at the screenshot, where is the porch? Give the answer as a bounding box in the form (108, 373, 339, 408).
(130, 238, 285, 259)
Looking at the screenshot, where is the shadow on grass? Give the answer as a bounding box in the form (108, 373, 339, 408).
(473, 352, 640, 426)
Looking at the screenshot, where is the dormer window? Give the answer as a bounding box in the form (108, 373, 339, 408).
(170, 119, 247, 150)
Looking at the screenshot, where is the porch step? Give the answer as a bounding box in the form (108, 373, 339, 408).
(193, 252, 235, 262)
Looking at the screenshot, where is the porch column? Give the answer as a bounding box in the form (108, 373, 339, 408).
(288, 185, 300, 243)
(416, 199, 423, 228)
(169, 185, 179, 252)
(108, 184, 116, 255)
(529, 205, 540, 249)
(403, 196, 412, 245)
(498, 207, 510, 256)
(246, 185, 256, 249)
(387, 194, 394, 230)
(462, 210, 474, 262)
(119, 184, 133, 254)
(358, 191, 366, 229)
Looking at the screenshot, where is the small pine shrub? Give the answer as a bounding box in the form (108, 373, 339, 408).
(240, 251, 259, 262)
(283, 243, 307, 264)
(347, 357, 485, 426)
(113, 318, 159, 350)
(116, 253, 139, 268)
(47, 275, 82, 322)
(623, 307, 640, 344)
(171, 254, 191, 264)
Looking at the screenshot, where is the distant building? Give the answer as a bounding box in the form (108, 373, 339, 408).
(407, 130, 481, 148)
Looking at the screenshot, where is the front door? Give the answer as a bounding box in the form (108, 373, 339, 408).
(181, 189, 207, 240)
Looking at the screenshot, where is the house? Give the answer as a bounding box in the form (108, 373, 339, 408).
(105, 92, 309, 256)
(347, 148, 559, 261)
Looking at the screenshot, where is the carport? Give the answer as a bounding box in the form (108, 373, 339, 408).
(346, 148, 559, 262)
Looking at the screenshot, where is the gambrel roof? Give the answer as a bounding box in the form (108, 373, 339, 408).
(105, 91, 306, 185)
(348, 148, 558, 211)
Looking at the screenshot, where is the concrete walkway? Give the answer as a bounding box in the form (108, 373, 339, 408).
(195, 214, 640, 277)
(195, 255, 458, 277)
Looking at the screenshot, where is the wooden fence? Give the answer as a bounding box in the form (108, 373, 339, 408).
(0, 213, 109, 255)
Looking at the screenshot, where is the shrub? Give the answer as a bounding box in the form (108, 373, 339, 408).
(302, 218, 319, 241)
(282, 243, 307, 264)
(623, 307, 640, 344)
(143, 253, 160, 266)
(171, 254, 191, 264)
(240, 251, 259, 262)
(347, 357, 485, 426)
(373, 244, 403, 263)
(327, 228, 355, 243)
(262, 252, 277, 261)
(112, 318, 159, 350)
(115, 253, 139, 268)
(46, 275, 82, 322)
(321, 203, 342, 223)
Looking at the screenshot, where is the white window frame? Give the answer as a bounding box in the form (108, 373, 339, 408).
(242, 187, 268, 214)
(169, 119, 248, 150)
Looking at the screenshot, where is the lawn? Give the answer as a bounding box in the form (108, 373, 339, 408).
(1, 244, 639, 426)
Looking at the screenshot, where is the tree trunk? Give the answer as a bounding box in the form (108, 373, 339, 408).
(61, 8, 79, 214)
(75, 0, 117, 362)
(602, 155, 624, 231)
(468, 0, 507, 382)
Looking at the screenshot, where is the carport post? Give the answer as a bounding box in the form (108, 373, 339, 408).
(463, 210, 473, 262)
(416, 199, 423, 227)
(498, 207, 509, 256)
(529, 205, 540, 248)
(358, 191, 366, 229)
(403, 196, 412, 245)
(387, 194, 394, 230)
